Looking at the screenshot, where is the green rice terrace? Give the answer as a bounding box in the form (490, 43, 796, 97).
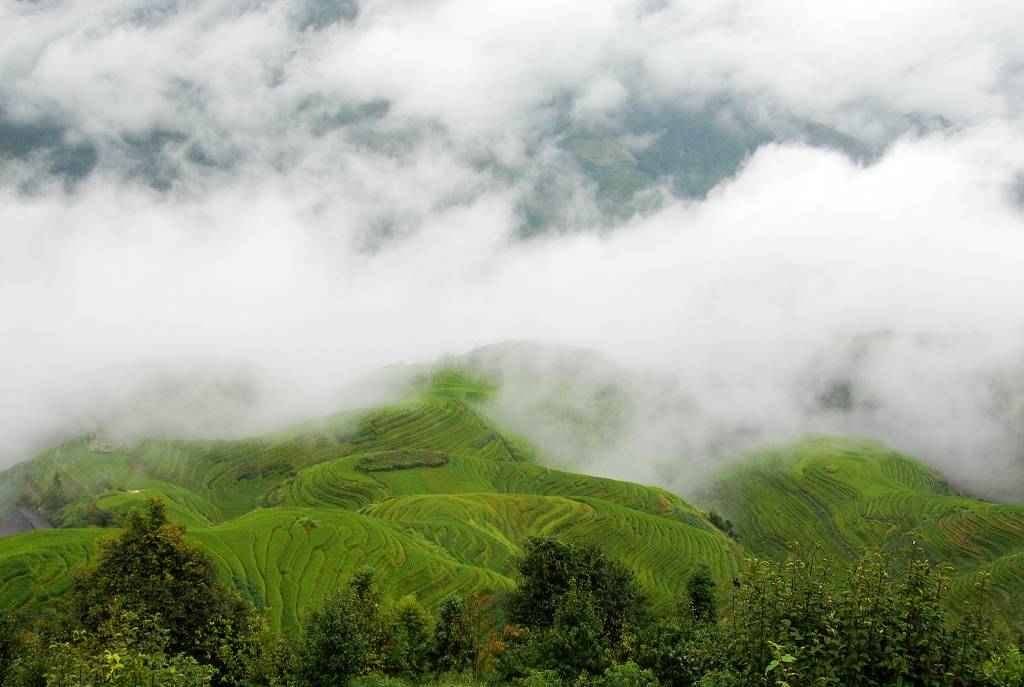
(698, 436, 1024, 630)
(0, 369, 743, 632)
(1, 367, 1023, 637)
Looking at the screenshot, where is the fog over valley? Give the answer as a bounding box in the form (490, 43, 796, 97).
(3, 0, 1024, 501)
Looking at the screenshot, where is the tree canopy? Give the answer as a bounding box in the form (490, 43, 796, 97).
(70, 498, 247, 660)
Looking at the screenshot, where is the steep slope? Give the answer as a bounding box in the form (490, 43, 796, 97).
(699, 436, 1024, 628)
(0, 370, 743, 631)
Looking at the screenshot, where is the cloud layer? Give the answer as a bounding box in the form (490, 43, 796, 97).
(2, 0, 1024, 499)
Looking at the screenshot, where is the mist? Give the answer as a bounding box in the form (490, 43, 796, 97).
(2, 0, 1024, 501)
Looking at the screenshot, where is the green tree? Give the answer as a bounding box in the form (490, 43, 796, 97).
(0, 613, 18, 684)
(1, 619, 52, 687)
(686, 565, 717, 625)
(67, 497, 262, 687)
(595, 661, 660, 687)
(506, 537, 648, 644)
(632, 618, 728, 687)
(41, 473, 67, 517)
(431, 594, 476, 675)
(540, 582, 609, 680)
(726, 545, 998, 686)
(349, 568, 390, 673)
(45, 611, 214, 687)
(386, 595, 434, 678)
(296, 587, 369, 687)
(205, 612, 294, 687)
(70, 498, 247, 659)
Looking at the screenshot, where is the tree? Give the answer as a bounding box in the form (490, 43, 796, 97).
(595, 661, 660, 687)
(431, 593, 476, 674)
(686, 565, 717, 625)
(632, 616, 728, 687)
(506, 537, 648, 644)
(0, 612, 18, 684)
(726, 545, 999, 686)
(45, 612, 215, 687)
(296, 587, 369, 687)
(69, 498, 250, 671)
(706, 512, 737, 542)
(348, 567, 390, 673)
(540, 582, 609, 680)
(386, 594, 434, 678)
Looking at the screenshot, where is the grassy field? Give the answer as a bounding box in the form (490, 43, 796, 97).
(698, 436, 1024, 629)
(0, 370, 743, 631)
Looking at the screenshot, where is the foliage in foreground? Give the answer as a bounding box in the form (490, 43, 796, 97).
(0, 498, 1020, 687)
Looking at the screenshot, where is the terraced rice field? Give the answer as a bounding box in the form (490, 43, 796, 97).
(5, 365, 1022, 634)
(700, 436, 1024, 629)
(567, 137, 655, 204)
(0, 372, 742, 631)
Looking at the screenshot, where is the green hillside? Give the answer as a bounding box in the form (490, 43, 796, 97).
(567, 137, 655, 205)
(698, 436, 1024, 628)
(4, 363, 1024, 637)
(0, 370, 743, 632)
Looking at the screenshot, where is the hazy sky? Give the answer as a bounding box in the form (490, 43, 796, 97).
(2, 0, 1024, 498)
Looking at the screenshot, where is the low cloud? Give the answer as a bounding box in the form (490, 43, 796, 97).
(1, 0, 1023, 501)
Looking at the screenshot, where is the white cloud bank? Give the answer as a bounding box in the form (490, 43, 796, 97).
(1, 0, 1023, 499)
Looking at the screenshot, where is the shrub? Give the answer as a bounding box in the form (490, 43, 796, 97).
(350, 568, 390, 673)
(386, 594, 434, 679)
(296, 587, 369, 687)
(45, 612, 215, 687)
(631, 620, 728, 687)
(984, 645, 1024, 687)
(685, 566, 717, 625)
(70, 498, 247, 660)
(506, 538, 648, 644)
(513, 670, 562, 687)
(0, 613, 18, 684)
(432, 594, 476, 675)
(540, 583, 609, 680)
(726, 544, 998, 686)
(595, 661, 659, 687)
(348, 675, 411, 687)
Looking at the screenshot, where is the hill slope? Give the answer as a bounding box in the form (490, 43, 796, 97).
(0, 370, 743, 631)
(698, 436, 1024, 628)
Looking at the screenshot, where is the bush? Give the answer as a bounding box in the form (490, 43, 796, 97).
(206, 612, 294, 687)
(725, 544, 998, 686)
(386, 595, 434, 679)
(432, 594, 476, 675)
(706, 513, 736, 542)
(631, 620, 728, 687)
(348, 675, 411, 687)
(296, 587, 369, 687)
(685, 566, 716, 625)
(2, 619, 50, 687)
(539, 583, 610, 680)
(513, 670, 562, 687)
(70, 498, 248, 661)
(506, 538, 648, 645)
(984, 645, 1024, 687)
(44, 612, 215, 687)
(350, 568, 390, 673)
(594, 662, 659, 687)
(0, 613, 18, 684)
